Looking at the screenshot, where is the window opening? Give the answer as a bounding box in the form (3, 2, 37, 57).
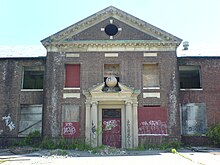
(22, 66, 44, 89)
(179, 65, 201, 89)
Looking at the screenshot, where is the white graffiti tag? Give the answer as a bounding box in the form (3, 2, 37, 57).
(139, 120, 167, 135)
(2, 114, 15, 131)
(63, 122, 76, 135)
(103, 120, 117, 131)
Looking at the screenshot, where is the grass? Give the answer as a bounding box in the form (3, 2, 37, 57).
(0, 159, 6, 164)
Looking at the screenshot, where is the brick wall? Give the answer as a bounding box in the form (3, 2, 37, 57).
(179, 57, 220, 128)
(0, 58, 45, 137)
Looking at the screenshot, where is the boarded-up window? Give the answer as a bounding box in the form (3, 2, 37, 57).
(65, 64, 80, 88)
(181, 103, 207, 135)
(179, 65, 201, 89)
(143, 64, 159, 88)
(138, 107, 168, 135)
(62, 104, 80, 138)
(23, 66, 44, 89)
(19, 105, 42, 136)
(104, 64, 120, 78)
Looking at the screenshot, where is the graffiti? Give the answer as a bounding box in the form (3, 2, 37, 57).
(103, 120, 118, 131)
(102, 119, 121, 148)
(183, 120, 206, 134)
(63, 122, 76, 136)
(138, 120, 167, 135)
(91, 121, 96, 134)
(127, 120, 131, 147)
(2, 114, 15, 131)
(63, 122, 80, 138)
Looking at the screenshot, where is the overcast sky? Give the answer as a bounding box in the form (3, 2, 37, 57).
(1, 0, 220, 48)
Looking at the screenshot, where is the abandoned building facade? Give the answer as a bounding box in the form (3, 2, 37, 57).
(1, 6, 220, 148)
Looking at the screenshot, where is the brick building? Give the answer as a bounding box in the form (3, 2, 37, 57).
(0, 6, 219, 148)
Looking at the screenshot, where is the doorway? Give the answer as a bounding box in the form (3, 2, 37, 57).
(102, 109, 121, 148)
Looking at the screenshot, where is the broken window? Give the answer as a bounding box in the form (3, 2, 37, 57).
(65, 64, 80, 88)
(19, 105, 42, 136)
(179, 65, 201, 89)
(22, 66, 44, 89)
(143, 64, 159, 88)
(181, 103, 207, 135)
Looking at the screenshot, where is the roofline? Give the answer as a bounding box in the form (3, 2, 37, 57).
(0, 56, 46, 60)
(41, 6, 182, 46)
(178, 56, 220, 59)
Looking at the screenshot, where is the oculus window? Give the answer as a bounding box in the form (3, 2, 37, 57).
(22, 66, 44, 89)
(179, 65, 201, 89)
(105, 24, 118, 36)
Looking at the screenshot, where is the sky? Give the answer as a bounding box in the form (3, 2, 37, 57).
(0, 0, 220, 51)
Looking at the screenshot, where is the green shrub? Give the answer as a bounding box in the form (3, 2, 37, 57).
(24, 131, 41, 147)
(41, 137, 56, 149)
(207, 123, 220, 146)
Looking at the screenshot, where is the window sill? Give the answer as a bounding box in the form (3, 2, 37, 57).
(21, 89, 43, 92)
(143, 87, 160, 90)
(64, 88, 80, 90)
(180, 88, 203, 91)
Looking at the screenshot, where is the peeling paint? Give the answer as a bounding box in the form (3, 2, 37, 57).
(127, 120, 131, 148)
(168, 71, 178, 132)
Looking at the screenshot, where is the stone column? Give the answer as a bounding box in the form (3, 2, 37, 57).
(91, 101, 98, 147)
(126, 101, 133, 148)
(85, 101, 91, 144)
(132, 102, 138, 147)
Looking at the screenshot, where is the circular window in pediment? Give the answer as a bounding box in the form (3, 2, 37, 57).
(104, 24, 118, 36)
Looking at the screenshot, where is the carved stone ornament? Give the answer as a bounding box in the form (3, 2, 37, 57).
(106, 75, 117, 87)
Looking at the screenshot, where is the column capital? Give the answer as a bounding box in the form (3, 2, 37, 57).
(91, 101, 98, 105)
(125, 100, 132, 105)
(85, 101, 91, 105)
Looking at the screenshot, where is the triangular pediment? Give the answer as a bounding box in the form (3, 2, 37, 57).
(83, 82, 140, 101)
(41, 6, 182, 46)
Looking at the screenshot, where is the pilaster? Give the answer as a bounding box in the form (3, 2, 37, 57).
(126, 101, 133, 148)
(91, 101, 98, 147)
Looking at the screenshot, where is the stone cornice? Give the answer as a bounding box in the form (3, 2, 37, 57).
(45, 40, 179, 52)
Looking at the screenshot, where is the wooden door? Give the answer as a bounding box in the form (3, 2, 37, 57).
(102, 109, 121, 148)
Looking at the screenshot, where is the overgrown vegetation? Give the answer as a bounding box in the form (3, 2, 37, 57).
(207, 123, 220, 147)
(12, 130, 42, 147)
(12, 131, 92, 151)
(11, 131, 183, 153)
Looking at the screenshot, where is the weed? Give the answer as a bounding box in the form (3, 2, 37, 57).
(207, 123, 220, 147)
(41, 137, 56, 149)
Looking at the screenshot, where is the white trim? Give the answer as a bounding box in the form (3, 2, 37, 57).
(143, 87, 160, 90)
(143, 53, 157, 57)
(138, 134, 168, 136)
(64, 88, 80, 90)
(105, 53, 118, 57)
(63, 93, 80, 99)
(180, 88, 203, 91)
(21, 89, 43, 92)
(65, 53, 80, 57)
(143, 92, 160, 98)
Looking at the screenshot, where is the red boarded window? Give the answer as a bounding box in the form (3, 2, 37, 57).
(65, 64, 80, 87)
(138, 107, 168, 135)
